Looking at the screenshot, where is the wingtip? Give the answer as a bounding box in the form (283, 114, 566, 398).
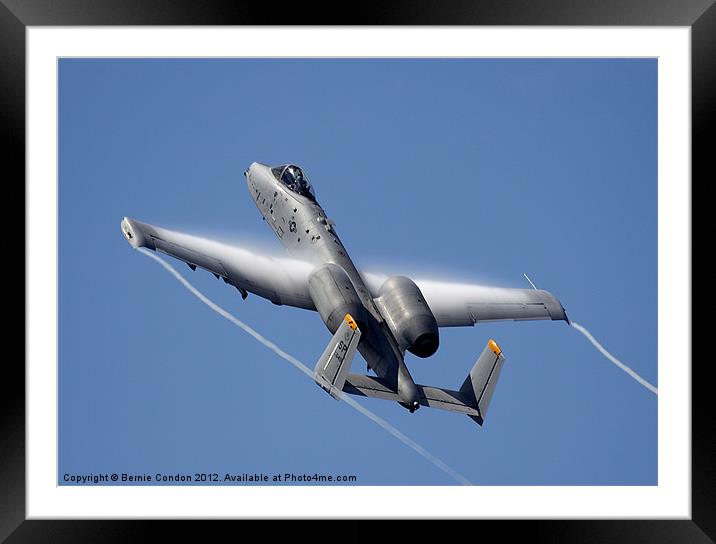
(120, 217, 138, 247)
(120, 216, 151, 249)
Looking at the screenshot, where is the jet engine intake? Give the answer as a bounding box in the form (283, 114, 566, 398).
(376, 276, 439, 358)
(308, 264, 368, 334)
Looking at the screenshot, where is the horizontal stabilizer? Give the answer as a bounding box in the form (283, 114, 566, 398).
(343, 374, 399, 402)
(342, 339, 507, 426)
(314, 314, 361, 399)
(343, 375, 480, 417)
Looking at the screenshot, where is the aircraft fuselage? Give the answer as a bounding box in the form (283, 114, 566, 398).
(246, 162, 421, 410)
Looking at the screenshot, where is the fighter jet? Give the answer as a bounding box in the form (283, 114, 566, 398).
(121, 162, 568, 425)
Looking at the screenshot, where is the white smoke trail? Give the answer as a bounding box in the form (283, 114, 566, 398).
(570, 321, 657, 395)
(137, 248, 472, 485)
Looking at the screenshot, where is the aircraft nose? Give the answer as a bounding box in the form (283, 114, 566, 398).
(245, 163, 257, 194)
(244, 161, 260, 178)
(245, 162, 268, 188)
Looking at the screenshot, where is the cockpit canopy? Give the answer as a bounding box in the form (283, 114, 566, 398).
(270, 164, 316, 202)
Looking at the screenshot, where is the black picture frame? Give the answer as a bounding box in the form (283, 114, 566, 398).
(7, 1, 709, 541)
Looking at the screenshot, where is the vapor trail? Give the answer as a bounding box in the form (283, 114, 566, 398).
(570, 321, 658, 395)
(138, 248, 472, 485)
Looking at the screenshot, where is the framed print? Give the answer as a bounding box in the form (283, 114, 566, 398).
(9, 0, 710, 540)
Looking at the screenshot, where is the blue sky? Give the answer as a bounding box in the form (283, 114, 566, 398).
(59, 58, 657, 485)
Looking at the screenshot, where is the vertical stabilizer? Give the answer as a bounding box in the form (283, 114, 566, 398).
(459, 339, 506, 425)
(314, 314, 362, 399)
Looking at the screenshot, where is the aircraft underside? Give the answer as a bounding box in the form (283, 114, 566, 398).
(120, 161, 569, 426)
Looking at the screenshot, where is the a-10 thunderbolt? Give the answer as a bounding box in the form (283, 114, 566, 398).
(122, 163, 569, 425)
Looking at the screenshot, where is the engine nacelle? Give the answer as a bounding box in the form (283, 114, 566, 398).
(376, 276, 439, 358)
(308, 264, 368, 335)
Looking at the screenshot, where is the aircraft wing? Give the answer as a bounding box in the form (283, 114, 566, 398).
(121, 217, 316, 310)
(363, 273, 568, 327)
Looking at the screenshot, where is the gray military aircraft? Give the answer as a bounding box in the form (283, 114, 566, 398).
(122, 162, 569, 425)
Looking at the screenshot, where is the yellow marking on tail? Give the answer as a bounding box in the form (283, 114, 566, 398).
(488, 339, 502, 355)
(345, 314, 358, 331)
